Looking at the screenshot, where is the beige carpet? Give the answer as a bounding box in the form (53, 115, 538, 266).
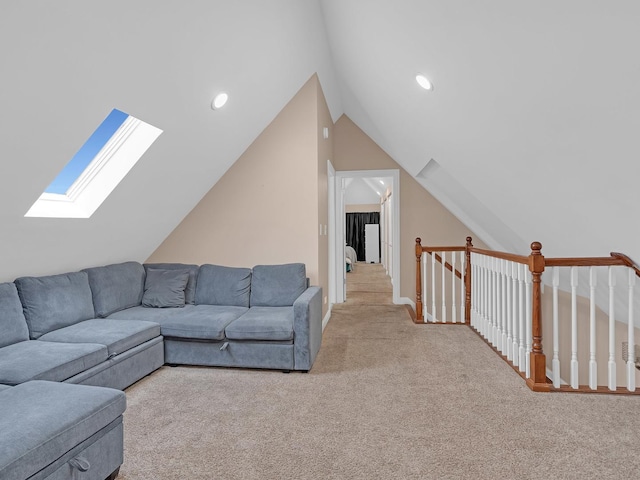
(118, 264, 640, 479)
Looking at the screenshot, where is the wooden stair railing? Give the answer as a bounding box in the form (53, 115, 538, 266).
(414, 238, 466, 324)
(415, 237, 640, 394)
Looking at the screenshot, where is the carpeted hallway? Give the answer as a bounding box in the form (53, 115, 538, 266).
(118, 263, 640, 479)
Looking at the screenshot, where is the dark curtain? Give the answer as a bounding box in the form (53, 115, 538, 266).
(346, 212, 380, 263)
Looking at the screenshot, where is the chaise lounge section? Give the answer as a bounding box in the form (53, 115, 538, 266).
(0, 381, 125, 480)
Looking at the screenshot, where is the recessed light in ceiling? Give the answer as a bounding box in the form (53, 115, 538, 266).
(212, 92, 228, 110)
(416, 74, 433, 91)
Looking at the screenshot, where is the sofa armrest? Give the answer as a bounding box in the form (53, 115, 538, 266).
(292, 286, 322, 371)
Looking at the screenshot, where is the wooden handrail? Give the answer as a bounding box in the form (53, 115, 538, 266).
(420, 246, 466, 253)
(433, 253, 463, 280)
(414, 236, 639, 394)
(610, 252, 640, 277)
(415, 238, 464, 323)
(545, 257, 627, 268)
(468, 246, 529, 265)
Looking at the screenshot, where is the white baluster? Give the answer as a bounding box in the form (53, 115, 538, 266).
(627, 269, 636, 392)
(608, 266, 616, 391)
(518, 264, 526, 372)
(492, 258, 498, 345)
(422, 252, 427, 322)
(451, 252, 457, 323)
(460, 251, 466, 324)
(480, 256, 485, 336)
(525, 267, 532, 378)
(487, 257, 496, 345)
(501, 260, 508, 354)
(570, 267, 579, 390)
(494, 259, 500, 349)
(469, 254, 475, 328)
(485, 255, 491, 339)
(505, 260, 513, 361)
(441, 251, 447, 323)
(552, 267, 560, 388)
(481, 255, 489, 340)
(496, 258, 502, 347)
(431, 252, 436, 322)
(511, 262, 519, 365)
(589, 267, 597, 390)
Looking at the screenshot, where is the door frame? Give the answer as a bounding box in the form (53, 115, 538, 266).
(332, 169, 400, 304)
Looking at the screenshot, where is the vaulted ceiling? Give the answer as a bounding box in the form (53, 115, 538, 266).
(1, 1, 638, 281)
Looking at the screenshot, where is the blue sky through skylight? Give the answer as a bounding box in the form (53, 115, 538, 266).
(45, 109, 129, 194)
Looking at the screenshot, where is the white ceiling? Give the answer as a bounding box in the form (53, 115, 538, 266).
(322, 0, 640, 260)
(1, 0, 638, 281)
(344, 177, 391, 206)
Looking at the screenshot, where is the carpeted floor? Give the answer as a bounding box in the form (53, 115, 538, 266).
(118, 264, 640, 479)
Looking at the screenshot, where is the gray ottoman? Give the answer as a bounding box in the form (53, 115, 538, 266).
(0, 380, 125, 480)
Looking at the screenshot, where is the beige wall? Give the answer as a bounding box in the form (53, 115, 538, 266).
(148, 85, 485, 316)
(346, 204, 380, 213)
(315, 77, 332, 317)
(148, 76, 321, 289)
(332, 115, 486, 302)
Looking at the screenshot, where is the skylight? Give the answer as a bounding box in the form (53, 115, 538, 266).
(25, 109, 162, 218)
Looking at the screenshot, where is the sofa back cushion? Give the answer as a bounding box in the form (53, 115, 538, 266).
(83, 262, 145, 317)
(250, 263, 307, 307)
(144, 263, 199, 304)
(0, 283, 30, 348)
(195, 265, 251, 308)
(14, 272, 95, 339)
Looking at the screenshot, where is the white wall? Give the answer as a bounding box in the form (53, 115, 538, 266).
(0, 1, 342, 282)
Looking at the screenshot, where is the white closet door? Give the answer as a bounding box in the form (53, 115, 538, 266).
(365, 224, 380, 263)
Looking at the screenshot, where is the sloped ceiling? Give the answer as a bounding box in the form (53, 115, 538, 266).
(344, 177, 387, 206)
(322, 0, 640, 261)
(1, 1, 639, 282)
(0, 1, 341, 281)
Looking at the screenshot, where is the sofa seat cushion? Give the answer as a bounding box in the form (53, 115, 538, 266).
(38, 319, 161, 356)
(0, 384, 10, 392)
(225, 307, 294, 341)
(0, 380, 125, 480)
(109, 305, 247, 341)
(0, 341, 108, 385)
(14, 272, 96, 339)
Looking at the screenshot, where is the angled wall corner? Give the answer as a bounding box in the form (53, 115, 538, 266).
(416, 159, 527, 254)
(332, 115, 488, 301)
(147, 75, 325, 289)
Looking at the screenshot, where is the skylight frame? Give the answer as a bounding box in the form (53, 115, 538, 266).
(25, 112, 162, 219)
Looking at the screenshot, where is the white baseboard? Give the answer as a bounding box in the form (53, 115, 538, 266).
(322, 308, 332, 331)
(395, 296, 416, 310)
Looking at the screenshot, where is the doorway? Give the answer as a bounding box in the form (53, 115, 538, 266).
(330, 169, 400, 305)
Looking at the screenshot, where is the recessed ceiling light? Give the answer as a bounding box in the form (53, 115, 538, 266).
(416, 74, 433, 91)
(212, 92, 228, 110)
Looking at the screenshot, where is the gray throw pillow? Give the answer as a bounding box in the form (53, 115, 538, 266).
(142, 269, 190, 308)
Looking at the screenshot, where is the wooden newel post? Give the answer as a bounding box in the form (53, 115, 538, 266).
(464, 237, 473, 325)
(415, 238, 423, 323)
(528, 241, 549, 391)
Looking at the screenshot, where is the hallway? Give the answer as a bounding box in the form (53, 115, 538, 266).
(344, 262, 393, 305)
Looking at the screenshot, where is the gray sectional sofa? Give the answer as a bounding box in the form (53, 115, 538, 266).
(0, 261, 322, 480)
